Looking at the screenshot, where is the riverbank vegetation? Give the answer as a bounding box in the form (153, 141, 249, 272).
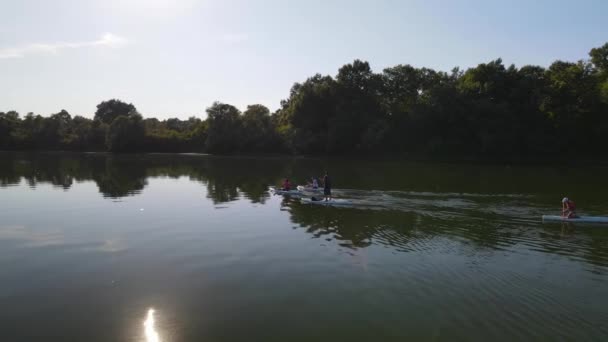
(1, 43, 607, 158)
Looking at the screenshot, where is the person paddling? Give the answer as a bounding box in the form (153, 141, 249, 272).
(323, 172, 332, 201)
(282, 178, 291, 191)
(311, 177, 319, 190)
(562, 197, 577, 218)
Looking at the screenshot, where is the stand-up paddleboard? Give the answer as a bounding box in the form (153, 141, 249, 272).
(542, 215, 608, 224)
(272, 188, 303, 196)
(297, 185, 323, 193)
(301, 198, 352, 206)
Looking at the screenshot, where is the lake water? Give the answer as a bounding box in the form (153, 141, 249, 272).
(1, 152, 608, 341)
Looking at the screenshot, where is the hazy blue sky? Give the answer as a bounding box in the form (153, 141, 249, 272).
(1, 0, 607, 119)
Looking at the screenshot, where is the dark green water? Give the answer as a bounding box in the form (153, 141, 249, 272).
(1, 152, 608, 341)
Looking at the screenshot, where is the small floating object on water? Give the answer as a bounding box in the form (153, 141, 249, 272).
(140, 208, 145, 211)
(542, 215, 608, 224)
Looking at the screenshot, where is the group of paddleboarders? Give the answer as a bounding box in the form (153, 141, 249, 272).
(283, 181, 579, 214)
(280, 172, 332, 201)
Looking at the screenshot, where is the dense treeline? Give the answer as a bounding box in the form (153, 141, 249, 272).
(2, 43, 607, 158)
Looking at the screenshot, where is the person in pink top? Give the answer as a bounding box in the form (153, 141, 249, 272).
(281, 178, 291, 191)
(562, 197, 577, 218)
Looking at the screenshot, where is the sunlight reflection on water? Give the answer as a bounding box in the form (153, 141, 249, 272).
(144, 308, 160, 342)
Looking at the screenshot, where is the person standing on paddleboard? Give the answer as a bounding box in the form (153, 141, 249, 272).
(323, 172, 332, 201)
(562, 197, 577, 218)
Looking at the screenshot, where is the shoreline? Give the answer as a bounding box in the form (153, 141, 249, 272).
(2, 149, 608, 166)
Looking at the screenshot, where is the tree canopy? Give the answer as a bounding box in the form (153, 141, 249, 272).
(94, 99, 137, 124)
(1, 42, 607, 160)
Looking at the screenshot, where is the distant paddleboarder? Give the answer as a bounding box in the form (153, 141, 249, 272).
(323, 172, 332, 201)
(310, 177, 319, 189)
(282, 178, 292, 191)
(562, 197, 577, 218)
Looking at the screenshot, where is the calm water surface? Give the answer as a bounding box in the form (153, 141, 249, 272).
(1, 152, 608, 341)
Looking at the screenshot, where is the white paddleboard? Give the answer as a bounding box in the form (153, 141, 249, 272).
(270, 187, 303, 196)
(542, 215, 608, 224)
(297, 185, 323, 193)
(301, 198, 352, 206)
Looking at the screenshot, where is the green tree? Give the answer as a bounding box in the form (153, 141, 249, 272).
(0, 111, 20, 149)
(330, 60, 384, 153)
(106, 113, 145, 152)
(94, 99, 137, 124)
(241, 104, 280, 152)
(276, 75, 338, 153)
(205, 102, 242, 154)
(590, 43, 608, 72)
(590, 43, 608, 105)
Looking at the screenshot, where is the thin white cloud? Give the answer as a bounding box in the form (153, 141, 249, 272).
(0, 33, 128, 59)
(220, 33, 249, 44)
